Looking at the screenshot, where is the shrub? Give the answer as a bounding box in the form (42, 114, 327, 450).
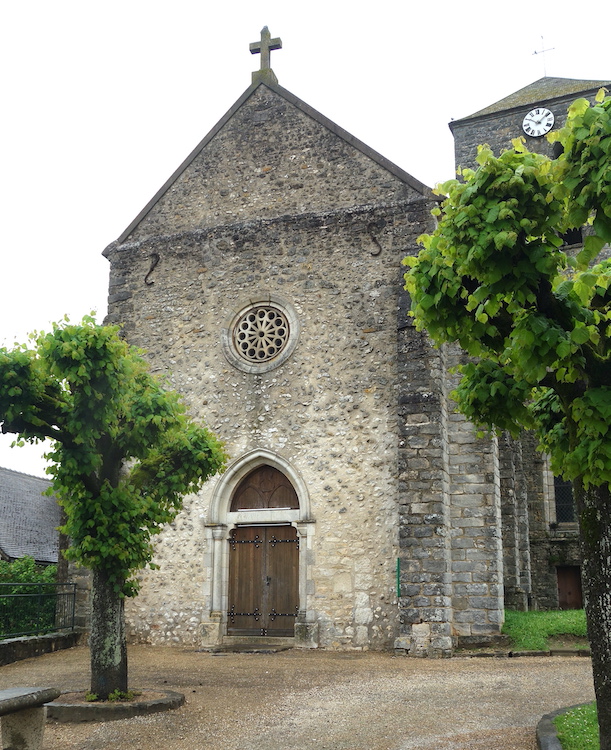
(0, 556, 58, 637)
(0, 556, 57, 584)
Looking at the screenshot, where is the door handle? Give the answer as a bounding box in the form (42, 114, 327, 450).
(266, 576, 271, 586)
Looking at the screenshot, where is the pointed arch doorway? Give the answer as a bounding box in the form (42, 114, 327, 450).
(204, 450, 316, 648)
(227, 466, 300, 636)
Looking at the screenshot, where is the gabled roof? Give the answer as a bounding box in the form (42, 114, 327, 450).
(115, 79, 434, 245)
(452, 76, 611, 125)
(0, 466, 61, 564)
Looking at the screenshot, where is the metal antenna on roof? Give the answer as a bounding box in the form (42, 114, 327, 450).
(533, 36, 555, 77)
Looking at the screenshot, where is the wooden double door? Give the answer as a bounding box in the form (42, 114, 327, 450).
(227, 524, 299, 636)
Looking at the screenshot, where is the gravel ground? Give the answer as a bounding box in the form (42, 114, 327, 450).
(0, 645, 595, 750)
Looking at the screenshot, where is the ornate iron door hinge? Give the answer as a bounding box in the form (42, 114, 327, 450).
(269, 606, 299, 621)
(269, 534, 299, 549)
(229, 533, 262, 550)
(228, 605, 262, 624)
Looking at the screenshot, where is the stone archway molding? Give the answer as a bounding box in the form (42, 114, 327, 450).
(202, 448, 318, 649)
(208, 448, 312, 524)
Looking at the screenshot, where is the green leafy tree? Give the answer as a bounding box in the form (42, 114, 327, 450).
(405, 91, 611, 749)
(0, 318, 226, 698)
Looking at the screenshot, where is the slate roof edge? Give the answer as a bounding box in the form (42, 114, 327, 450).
(0, 465, 50, 483)
(0, 466, 59, 564)
(112, 80, 435, 247)
(449, 77, 611, 132)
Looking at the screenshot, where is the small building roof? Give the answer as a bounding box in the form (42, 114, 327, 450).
(0, 466, 61, 564)
(452, 76, 611, 126)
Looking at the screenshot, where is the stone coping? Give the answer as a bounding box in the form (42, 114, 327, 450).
(0, 632, 83, 667)
(536, 703, 592, 750)
(453, 648, 591, 659)
(46, 689, 184, 723)
(0, 687, 61, 716)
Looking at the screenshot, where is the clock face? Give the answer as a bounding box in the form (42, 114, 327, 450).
(522, 107, 555, 137)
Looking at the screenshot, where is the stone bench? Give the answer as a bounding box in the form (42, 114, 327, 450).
(0, 687, 60, 750)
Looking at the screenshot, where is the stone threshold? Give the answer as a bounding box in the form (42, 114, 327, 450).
(201, 635, 295, 653)
(456, 648, 591, 658)
(203, 645, 293, 654)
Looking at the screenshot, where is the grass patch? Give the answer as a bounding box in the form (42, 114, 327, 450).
(554, 702, 598, 750)
(502, 609, 587, 651)
(84, 689, 142, 703)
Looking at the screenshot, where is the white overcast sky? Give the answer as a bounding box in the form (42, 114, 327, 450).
(1, 0, 609, 477)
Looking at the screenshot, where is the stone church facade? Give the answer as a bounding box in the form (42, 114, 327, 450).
(102, 30, 609, 654)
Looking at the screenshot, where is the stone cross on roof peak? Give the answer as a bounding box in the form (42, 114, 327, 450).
(250, 26, 282, 85)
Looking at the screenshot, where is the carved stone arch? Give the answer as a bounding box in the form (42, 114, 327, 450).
(202, 449, 317, 648)
(208, 448, 312, 525)
(230, 465, 299, 511)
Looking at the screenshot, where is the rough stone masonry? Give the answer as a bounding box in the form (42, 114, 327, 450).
(102, 58, 608, 654)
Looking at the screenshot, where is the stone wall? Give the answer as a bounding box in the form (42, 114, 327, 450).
(105, 81, 444, 650)
(122, 85, 425, 246)
(395, 322, 453, 656)
(499, 435, 531, 610)
(68, 563, 92, 632)
(101, 78, 545, 653)
(395, 338, 506, 654)
(111, 204, 430, 648)
(529, 533, 582, 610)
(0, 632, 83, 667)
(445, 353, 503, 642)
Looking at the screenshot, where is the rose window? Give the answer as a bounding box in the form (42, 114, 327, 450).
(233, 306, 290, 363)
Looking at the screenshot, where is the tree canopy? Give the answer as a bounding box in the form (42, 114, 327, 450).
(0, 317, 226, 697)
(404, 89, 611, 749)
(405, 91, 611, 488)
(0, 317, 226, 597)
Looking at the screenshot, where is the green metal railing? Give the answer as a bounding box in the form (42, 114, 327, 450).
(0, 583, 76, 639)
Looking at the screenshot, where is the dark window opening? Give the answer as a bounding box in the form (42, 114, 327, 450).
(552, 141, 564, 159)
(554, 476, 576, 523)
(560, 227, 583, 246)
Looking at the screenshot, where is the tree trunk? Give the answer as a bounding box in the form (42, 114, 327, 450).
(575, 481, 611, 750)
(90, 569, 127, 699)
